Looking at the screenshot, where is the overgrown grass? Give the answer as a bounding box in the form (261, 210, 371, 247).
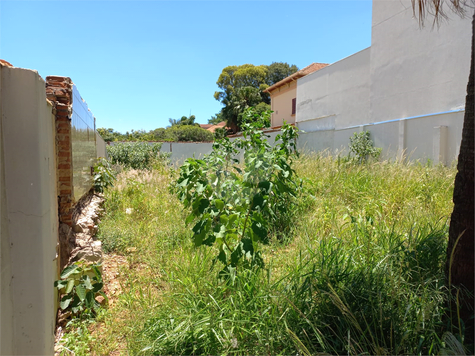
(81, 154, 463, 355)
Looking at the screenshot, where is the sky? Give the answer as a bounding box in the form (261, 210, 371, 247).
(0, 0, 372, 133)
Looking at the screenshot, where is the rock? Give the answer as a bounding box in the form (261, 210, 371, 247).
(95, 295, 107, 306)
(72, 224, 83, 233)
(71, 241, 102, 264)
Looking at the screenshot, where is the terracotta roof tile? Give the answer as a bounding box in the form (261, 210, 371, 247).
(263, 62, 328, 93)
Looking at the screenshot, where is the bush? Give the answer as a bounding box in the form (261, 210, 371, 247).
(167, 125, 214, 142)
(106, 142, 163, 170)
(349, 131, 382, 163)
(173, 108, 300, 276)
(93, 158, 116, 193)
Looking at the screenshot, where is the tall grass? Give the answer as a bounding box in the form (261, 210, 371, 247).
(86, 154, 461, 355)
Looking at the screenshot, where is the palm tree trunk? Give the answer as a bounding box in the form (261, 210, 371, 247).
(446, 9, 474, 347)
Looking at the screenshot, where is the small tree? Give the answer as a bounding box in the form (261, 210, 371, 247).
(174, 109, 300, 278)
(348, 131, 382, 163)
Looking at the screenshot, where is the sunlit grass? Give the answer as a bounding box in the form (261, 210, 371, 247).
(80, 154, 459, 355)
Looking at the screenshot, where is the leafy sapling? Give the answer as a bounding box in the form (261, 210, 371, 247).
(174, 108, 301, 277)
(55, 261, 107, 318)
(349, 131, 382, 163)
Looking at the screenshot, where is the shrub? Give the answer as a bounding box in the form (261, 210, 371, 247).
(106, 142, 163, 170)
(167, 125, 214, 142)
(93, 158, 116, 193)
(349, 131, 382, 163)
(213, 126, 228, 140)
(173, 109, 301, 276)
(54, 261, 106, 318)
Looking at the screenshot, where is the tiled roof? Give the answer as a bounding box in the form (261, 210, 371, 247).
(201, 121, 228, 133)
(263, 62, 328, 93)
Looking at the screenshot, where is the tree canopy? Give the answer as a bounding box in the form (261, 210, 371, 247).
(214, 62, 298, 132)
(168, 115, 199, 127)
(266, 62, 299, 87)
(97, 115, 213, 143)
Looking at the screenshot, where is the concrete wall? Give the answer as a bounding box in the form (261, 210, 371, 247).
(96, 132, 107, 159)
(294, 0, 471, 163)
(1, 65, 57, 355)
(159, 142, 215, 165)
(370, 0, 471, 123)
(268, 81, 297, 127)
(297, 48, 371, 131)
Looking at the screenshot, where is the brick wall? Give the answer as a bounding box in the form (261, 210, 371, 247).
(46, 76, 74, 227)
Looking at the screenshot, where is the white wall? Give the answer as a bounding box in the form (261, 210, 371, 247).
(96, 131, 107, 159)
(160, 142, 215, 165)
(297, 48, 371, 131)
(1, 66, 58, 355)
(294, 0, 472, 163)
(370, 0, 471, 123)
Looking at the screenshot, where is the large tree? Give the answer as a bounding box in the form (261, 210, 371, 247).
(266, 61, 299, 87)
(412, 0, 474, 347)
(168, 115, 199, 127)
(214, 62, 298, 132)
(214, 64, 269, 104)
(220, 86, 265, 133)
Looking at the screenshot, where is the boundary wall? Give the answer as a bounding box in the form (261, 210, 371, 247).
(1, 64, 57, 355)
(1, 63, 106, 355)
(158, 111, 463, 166)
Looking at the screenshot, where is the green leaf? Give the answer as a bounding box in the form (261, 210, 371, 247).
(217, 249, 227, 265)
(202, 234, 216, 246)
(252, 193, 265, 209)
(258, 181, 271, 191)
(83, 275, 93, 290)
(54, 280, 68, 290)
(92, 265, 102, 282)
(214, 199, 224, 210)
(178, 178, 189, 187)
(60, 295, 73, 310)
(193, 231, 205, 247)
(65, 279, 75, 294)
(185, 213, 195, 225)
(251, 221, 267, 242)
(60, 264, 79, 279)
(92, 282, 104, 293)
(228, 214, 238, 225)
(85, 291, 94, 308)
(76, 283, 86, 301)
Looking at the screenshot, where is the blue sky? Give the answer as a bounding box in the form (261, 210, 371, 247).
(0, 1, 372, 133)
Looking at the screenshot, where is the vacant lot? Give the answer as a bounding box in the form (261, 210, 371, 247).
(60, 155, 458, 355)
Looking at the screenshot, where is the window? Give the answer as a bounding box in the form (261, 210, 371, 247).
(291, 98, 296, 115)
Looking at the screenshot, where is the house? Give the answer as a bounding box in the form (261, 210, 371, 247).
(293, 0, 472, 164)
(200, 121, 228, 133)
(263, 63, 328, 128)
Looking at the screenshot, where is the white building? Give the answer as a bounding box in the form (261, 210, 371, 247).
(295, 0, 472, 164)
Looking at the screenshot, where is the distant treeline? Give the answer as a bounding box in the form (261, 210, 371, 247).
(97, 115, 214, 142)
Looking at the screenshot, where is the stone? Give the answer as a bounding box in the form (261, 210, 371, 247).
(95, 295, 106, 306)
(72, 224, 83, 233)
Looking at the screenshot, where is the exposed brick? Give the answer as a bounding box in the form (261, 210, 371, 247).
(58, 164, 70, 169)
(58, 151, 70, 157)
(59, 176, 71, 182)
(58, 169, 71, 176)
(57, 142, 71, 150)
(57, 128, 69, 134)
(58, 157, 71, 164)
(60, 190, 72, 195)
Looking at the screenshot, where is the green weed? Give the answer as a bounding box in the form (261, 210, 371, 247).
(83, 153, 462, 355)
